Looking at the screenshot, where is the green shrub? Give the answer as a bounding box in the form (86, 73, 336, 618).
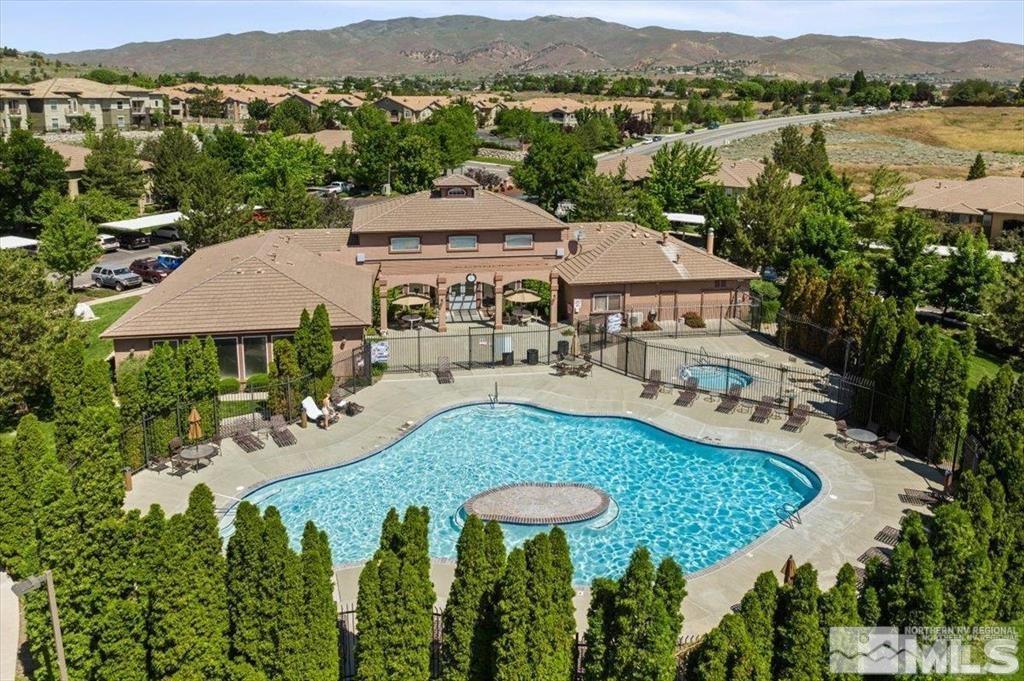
(684, 312, 706, 328)
(751, 279, 781, 323)
(371, 362, 387, 378)
(245, 373, 269, 390)
(218, 377, 240, 395)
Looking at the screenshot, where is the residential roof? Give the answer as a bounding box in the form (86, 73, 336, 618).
(102, 229, 373, 339)
(433, 173, 480, 188)
(20, 77, 146, 99)
(287, 128, 353, 153)
(99, 212, 183, 232)
(290, 91, 364, 108)
(509, 98, 585, 114)
(375, 95, 444, 112)
(596, 156, 802, 189)
(44, 141, 88, 172)
(556, 222, 756, 285)
(590, 100, 659, 114)
(898, 176, 1024, 217)
(351, 188, 565, 234)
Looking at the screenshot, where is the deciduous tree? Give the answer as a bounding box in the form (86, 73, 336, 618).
(180, 155, 255, 249)
(38, 196, 101, 290)
(0, 129, 67, 228)
(511, 132, 595, 213)
(646, 142, 720, 213)
(82, 127, 145, 205)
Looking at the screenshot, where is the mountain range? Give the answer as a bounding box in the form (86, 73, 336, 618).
(48, 15, 1024, 81)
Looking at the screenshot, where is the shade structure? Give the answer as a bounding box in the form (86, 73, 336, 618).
(505, 288, 541, 304)
(187, 407, 203, 441)
(392, 293, 432, 307)
(782, 554, 798, 585)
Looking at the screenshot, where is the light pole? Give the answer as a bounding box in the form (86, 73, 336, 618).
(12, 570, 68, 681)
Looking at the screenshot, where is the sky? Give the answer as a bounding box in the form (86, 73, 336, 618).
(1, 0, 1022, 53)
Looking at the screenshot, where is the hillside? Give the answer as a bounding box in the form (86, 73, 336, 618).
(48, 15, 1024, 80)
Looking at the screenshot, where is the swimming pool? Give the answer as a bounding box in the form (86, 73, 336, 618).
(229, 403, 820, 581)
(679, 364, 755, 391)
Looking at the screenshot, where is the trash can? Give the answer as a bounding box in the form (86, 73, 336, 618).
(502, 351, 514, 366)
(526, 348, 539, 365)
(557, 340, 570, 357)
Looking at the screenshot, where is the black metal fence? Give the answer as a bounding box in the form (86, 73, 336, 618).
(365, 324, 573, 374)
(619, 301, 762, 340)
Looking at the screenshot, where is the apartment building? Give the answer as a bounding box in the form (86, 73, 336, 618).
(0, 83, 30, 135)
(0, 78, 163, 133)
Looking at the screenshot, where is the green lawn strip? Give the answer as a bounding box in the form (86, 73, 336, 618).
(967, 348, 1014, 388)
(83, 297, 141, 364)
(469, 155, 517, 166)
(75, 287, 121, 302)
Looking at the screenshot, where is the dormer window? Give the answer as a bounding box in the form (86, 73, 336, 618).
(446, 187, 467, 197)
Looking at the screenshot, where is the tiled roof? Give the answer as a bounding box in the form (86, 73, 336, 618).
(289, 91, 364, 108)
(23, 77, 147, 99)
(379, 257, 555, 284)
(351, 189, 565, 234)
(102, 230, 374, 339)
(898, 176, 1024, 217)
(287, 129, 353, 153)
(556, 222, 756, 285)
(509, 98, 585, 114)
(376, 95, 444, 111)
(433, 173, 480, 187)
(45, 141, 88, 172)
(590, 100, 659, 114)
(596, 156, 802, 189)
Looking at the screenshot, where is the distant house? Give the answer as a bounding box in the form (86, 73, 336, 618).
(460, 94, 507, 127)
(590, 100, 659, 122)
(0, 78, 163, 132)
(45, 140, 154, 209)
(896, 176, 1024, 243)
(155, 83, 293, 121)
(508, 98, 585, 127)
(287, 129, 354, 154)
(0, 82, 30, 135)
(286, 91, 364, 117)
(374, 96, 446, 124)
(596, 156, 802, 196)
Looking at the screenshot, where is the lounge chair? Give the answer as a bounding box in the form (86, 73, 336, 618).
(232, 427, 264, 452)
(674, 378, 698, 407)
(782, 404, 811, 432)
(302, 396, 337, 429)
(269, 414, 297, 447)
(435, 356, 454, 384)
(640, 369, 662, 399)
(750, 395, 774, 423)
(330, 388, 365, 416)
(147, 454, 171, 474)
(716, 385, 741, 414)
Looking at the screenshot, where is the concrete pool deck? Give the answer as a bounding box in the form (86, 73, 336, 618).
(124, 365, 938, 636)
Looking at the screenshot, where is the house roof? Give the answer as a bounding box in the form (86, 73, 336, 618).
(509, 98, 585, 114)
(433, 173, 480, 188)
(898, 176, 1024, 217)
(590, 100, 659, 114)
(44, 141, 88, 172)
(288, 91, 364, 108)
(351, 188, 565, 234)
(287, 128, 353, 153)
(556, 222, 756, 285)
(375, 95, 444, 112)
(102, 229, 373, 339)
(595, 156, 802, 189)
(20, 77, 146, 99)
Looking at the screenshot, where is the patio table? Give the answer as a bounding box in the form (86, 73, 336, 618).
(846, 428, 878, 444)
(400, 314, 423, 330)
(178, 443, 217, 464)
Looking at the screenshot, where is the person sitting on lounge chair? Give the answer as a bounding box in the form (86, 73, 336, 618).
(302, 396, 335, 429)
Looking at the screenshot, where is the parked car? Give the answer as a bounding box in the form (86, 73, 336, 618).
(323, 181, 353, 194)
(153, 225, 180, 240)
(156, 253, 185, 270)
(685, 128, 696, 135)
(116, 232, 150, 250)
(97, 234, 120, 252)
(706, 121, 720, 130)
(91, 265, 142, 291)
(129, 258, 171, 283)
(652, 135, 663, 142)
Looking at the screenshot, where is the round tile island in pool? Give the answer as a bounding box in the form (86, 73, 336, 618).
(231, 403, 820, 581)
(463, 482, 611, 525)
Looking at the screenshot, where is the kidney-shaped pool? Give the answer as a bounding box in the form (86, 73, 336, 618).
(227, 403, 820, 581)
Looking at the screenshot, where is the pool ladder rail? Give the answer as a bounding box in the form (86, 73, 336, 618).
(776, 502, 802, 529)
(488, 381, 498, 406)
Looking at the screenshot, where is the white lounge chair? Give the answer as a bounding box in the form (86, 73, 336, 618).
(302, 396, 336, 428)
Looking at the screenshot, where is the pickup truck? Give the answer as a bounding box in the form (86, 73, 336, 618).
(91, 265, 143, 291)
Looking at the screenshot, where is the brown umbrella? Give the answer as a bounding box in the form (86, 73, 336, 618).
(505, 288, 541, 304)
(782, 555, 798, 585)
(187, 407, 203, 441)
(570, 332, 581, 357)
(392, 292, 431, 307)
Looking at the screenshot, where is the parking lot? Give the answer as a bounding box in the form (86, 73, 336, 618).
(73, 236, 184, 290)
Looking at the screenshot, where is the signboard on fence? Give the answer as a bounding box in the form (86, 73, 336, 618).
(606, 313, 623, 334)
(370, 341, 390, 362)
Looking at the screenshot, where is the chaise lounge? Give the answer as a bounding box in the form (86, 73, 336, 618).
(640, 369, 662, 399)
(435, 356, 454, 384)
(782, 404, 811, 432)
(674, 378, 699, 407)
(716, 385, 742, 414)
(269, 414, 297, 447)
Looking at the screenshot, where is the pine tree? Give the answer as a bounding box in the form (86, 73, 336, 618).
(149, 126, 201, 209)
(493, 547, 532, 681)
(442, 514, 489, 681)
(150, 485, 229, 679)
(298, 522, 339, 681)
(967, 152, 987, 180)
(226, 502, 267, 673)
(773, 563, 825, 681)
(82, 127, 146, 204)
(582, 577, 618, 681)
(739, 571, 778, 681)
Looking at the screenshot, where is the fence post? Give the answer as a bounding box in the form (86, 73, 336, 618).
(719, 304, 724, 337)
(491, 324, 496, 368)
(624, 335, 630, 376)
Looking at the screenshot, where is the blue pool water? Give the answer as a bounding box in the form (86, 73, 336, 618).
(679, 364, 755, 391)
(231, 403, 819, 581)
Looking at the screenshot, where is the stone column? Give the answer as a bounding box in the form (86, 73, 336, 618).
(437, 276, 448, 333)
(377, 279, 389, 334)
(494, 274, 504, 330)
(549, 273, 560, 327)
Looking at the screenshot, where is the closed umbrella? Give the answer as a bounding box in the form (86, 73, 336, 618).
(392, 293, 431, 307)
(187, 407, 203, 441)
(782, 555, 798, 585)
(505, 289, 541, 304)
(570, 332, 581, 357)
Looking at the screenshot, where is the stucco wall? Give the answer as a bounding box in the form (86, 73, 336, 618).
(561, 279, 751, 325)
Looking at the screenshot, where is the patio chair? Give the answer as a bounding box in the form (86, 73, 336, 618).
(168, 436, 183, 457)
(640, 369, 662, 399)
(147, 454, 171, 474)
(782, 404, 811, 432)
(716, 385, 742, 414)
(750, 395, 774, 423)
(269, 414, 297, 447)
(435, 356, 454, 384)
(835, 419, 850, 445)
(871, 431, 900, 459)
(232, 427, 264, 452)
(674, 388, 697, 408)
(170, 456, 193, 477)
(302, 396, 337, 429)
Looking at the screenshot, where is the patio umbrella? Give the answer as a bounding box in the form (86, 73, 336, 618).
(570, 332, 581, 357)
(782, 555, 798, 585)
(187, 407, 203, 441)
(505, 288, 541, 304)
(392, 293, 431, 307)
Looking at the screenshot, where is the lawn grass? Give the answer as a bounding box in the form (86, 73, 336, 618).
(837, 107, 1024, 155)
(83, 297, 140, 364)
(469, 155, 518, 166)
(967, 348, 1014, 388)
(75, 287, 121, 303)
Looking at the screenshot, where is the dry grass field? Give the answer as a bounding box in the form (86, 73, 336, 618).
(835, 107, 1024, 155)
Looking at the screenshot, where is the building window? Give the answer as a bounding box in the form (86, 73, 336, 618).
(592, 293, 623, 313)
(150, 339, 179, 349)
(50, 102, 57, 110)
(117, 116, 125, 128)
(117, 101, 124, 109)
(504, 233, 534, 250)
(214, 338, 239, 379)
(714, 280, 728, 289)
(242, 336, 268, 377)
(389, 236, 421, 253)
(446, 187, 467, 197)
(447, 235, 477, 251)
(50, 118, 59, 130)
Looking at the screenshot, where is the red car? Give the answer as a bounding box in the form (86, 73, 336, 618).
(129, 258, 171, 284)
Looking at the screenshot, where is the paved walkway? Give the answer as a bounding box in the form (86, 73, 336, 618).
(0, 572, 18, 681)
(124, 365, 938, 635)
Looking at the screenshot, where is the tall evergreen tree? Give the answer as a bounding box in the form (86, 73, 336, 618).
(69, 404, 124, 530)
(930, 501, 992, 626)
(356, 554, 387, 681)
(298, 522, 340, 681)
(148, 126, 201, 209)
(882, 513, 944, 628)
(226, 502, 267, 675)
(773, 563, 825, 681)
(82, 127, 146, 205)
(473, 520, 507, 680)
(967, 152, 987, 180)
(0, 414, 44, 578)
(261, 507, 306, 681)
(493, 547, 532, 681)
(442, 514, 489, 681)
(819, 564, 861, 681)
(739, 571, 779, 681)
(607, 547, 677, 681)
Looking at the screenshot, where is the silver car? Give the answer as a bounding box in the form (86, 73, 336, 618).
(91, 265, 143, 291)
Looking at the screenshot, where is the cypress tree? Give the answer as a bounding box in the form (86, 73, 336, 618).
(739, 571, 778, 680)
(930, 501, 991, 626)
(51, 338, 87, 458)
(356, 555, 387, 681)
(309, 303, 335, 386)
(261, 506, 306, 681)
(293, 308, 313, 376)
(582, 577, 618, 681)
(967, 152, 987, 180)
(607, 547, 676, 681)
(115, 358, 148, 469)
(820, 564, 861, 681)
(150, 484, 229, 680)
(773, 563, 825, 681)
(226, 502, 267, 674)
(396, 506, 434, 681)
(268, 338, 302, 420)
(687, 622, 730, 681)
(92, 514, 148, 681)
(143, 341, 182, 448)
(720, 613, 758, 680)
(69, 404, 124, 530)
(523, 532, 564, 680)
(549, 528, 578, 654)
(298, 522, 339, 681)
(958, 468, 1009, 621)
(138, 505, 166, 680)
(493, 547, 531, 681)
(0, 414, 45, 577)
(442, 514, 488, 681)
(654, 558, 687, 654)
(473, 520, 507, 680)
(882, 513, 944, 628)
